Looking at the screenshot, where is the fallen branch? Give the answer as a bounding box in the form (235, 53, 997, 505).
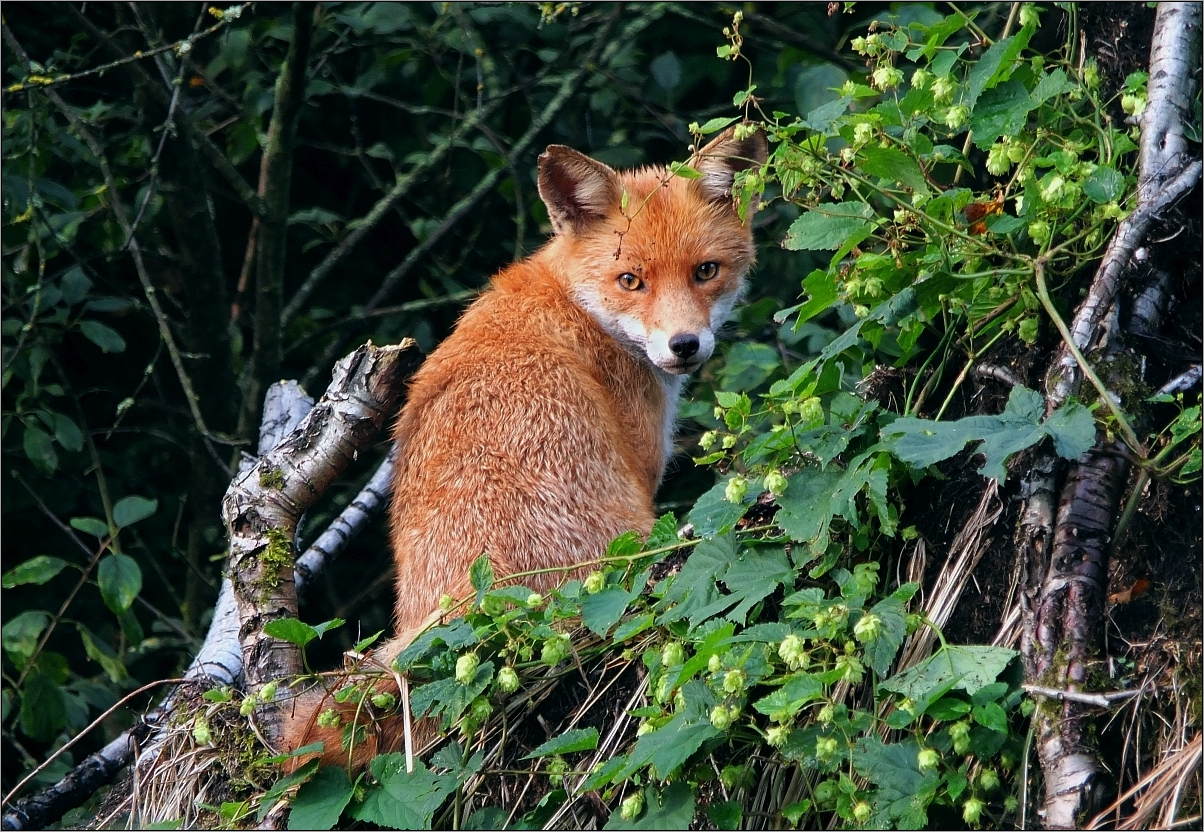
(225, 341, 420, 746)
(1024, 684, 1145, 708)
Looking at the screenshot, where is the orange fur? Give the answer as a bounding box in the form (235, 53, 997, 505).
(283, 126, 767, 769)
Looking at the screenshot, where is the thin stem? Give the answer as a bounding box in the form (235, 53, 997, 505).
(1033, 258, 1142, 452)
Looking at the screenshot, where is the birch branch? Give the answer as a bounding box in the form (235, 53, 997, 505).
(225, 340, 420, 747)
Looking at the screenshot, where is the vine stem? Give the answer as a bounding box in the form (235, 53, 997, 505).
(1032, 258, 1142, 452)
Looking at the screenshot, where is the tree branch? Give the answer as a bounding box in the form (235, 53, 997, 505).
(225, 340, 420, 747)
(236, 3, 315, 441)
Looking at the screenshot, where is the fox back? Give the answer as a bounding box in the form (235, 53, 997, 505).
(287, 126, 766, 768)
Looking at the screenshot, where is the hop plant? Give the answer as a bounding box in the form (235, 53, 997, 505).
(722, 668, 747, 694)
(853, 801, 873, 824)
(963, 796, 986, 825)
(497, 666, 520, 693)
(371, 692, 396, 709)
(710, 704, 733, 730)
(661, 641, 686, 668)
(917, 747, 940, 772)
(778, 633, 807, 669)
(620, 791, 645, 820)
(724, 475, 749, 504)
(455, 652, 480, 684)
(854, 613, 882, 643)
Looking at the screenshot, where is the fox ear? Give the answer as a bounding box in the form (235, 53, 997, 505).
(692, 125, 768, 217)
(537, 146, 622, 235)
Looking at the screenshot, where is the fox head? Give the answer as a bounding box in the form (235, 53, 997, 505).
(537, 126, 767, 376)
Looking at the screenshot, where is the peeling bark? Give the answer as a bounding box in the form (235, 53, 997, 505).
(224, 341, 420, 746)
(1023, 5, 1202, 827)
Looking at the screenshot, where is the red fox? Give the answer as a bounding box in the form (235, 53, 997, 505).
(284, 125, 767, 768)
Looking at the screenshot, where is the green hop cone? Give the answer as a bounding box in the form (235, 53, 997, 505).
(853, 613, 882, 643)
(541, 633, 571, 666)
(708, 653, 723, 673)
(778, 633, 807, 669)
(317, 708, 341, 729)
(497, 666, 520, 693)
(722, 669, 746, 694)
(546, 755, 568, 787)
(724, 476, 749, 504)
(766, 725, 789, 747)
(191, 716, 212, 746)
(798, 396, 824, 425)
(815, 736, 839, 760)
(525, 591, 544, 609)
(371, 692, 396, 710)
(470, 696, 493, 722)
(583, 571, 605, 594)
(481, 594, 506, 617)
(853, 801, 873, 824)
(963, 796, 986, 825)
(455, 652, 480, 685)
(763, 469, 788, 497)
(978, 768, 1000, 792)
(661, 641, 685, 668)
(710, 705, 733, 730)
(620, 791, 645, 821)
(438, 593, 456, 612)
(917, 747, 940, 772)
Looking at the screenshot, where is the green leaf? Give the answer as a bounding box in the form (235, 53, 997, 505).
(696, 116, 739, 135)
(969, 81, 1033, 148)
(1029, 68, 1077, 106)
(783, 202, 876, 251)
(1082, 166, 1125, 203)
(862, 596, 909, 677)
(410, 661, 494, 729)
(262, 618, 318, 648)
(52, 414, 84, 453)
(616, 682, 720, 781)
(775, 469, 842, 552)
(708, 800, 742, 830)
(802, 96, 852, 133)
(881, 645, 1019, 699)
(603, 782, 696, 830)
(966, 25, 1034, 110)
(289, 765, 354, 830)
(581, 586, 639, 638)
(684, 547, 794, 626)
(311, 618, 345, 639)
(465, 807, 507, 830)
(858, 146, 929, 193)
(470, 554, 495, 606)
(3, 556, 68, 588)
(22, 424, 57, 474)
(751, 673, 823, 717)
(656, 535, 733, 626)
(972, 701, 1009, 733)
(881, 386, 1094, 482)
(20, 668, 67, 742)
(78, 625, 127, 683)
(522, 727, 599, 759)
(98, 553, 142, 614)
(2, 610, 51, 659)
(646, 513, 679, 549)
(852, 736, 940, 827)
(650, 51, 681, 90)
(686, 480, 751, 538)
(78, 320, 126, 353)
(69, 516, 109, 539)
(352, 756, 457, 829)
(112, 495, 158, 528)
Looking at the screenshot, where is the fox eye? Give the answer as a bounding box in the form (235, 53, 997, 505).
(695, 262, 720, 281)
(617, 273, 643, 291)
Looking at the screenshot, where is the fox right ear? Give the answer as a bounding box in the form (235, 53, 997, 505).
(538, 146, 622, 235)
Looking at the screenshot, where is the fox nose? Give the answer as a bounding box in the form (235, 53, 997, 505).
(668, 333, 701, 359)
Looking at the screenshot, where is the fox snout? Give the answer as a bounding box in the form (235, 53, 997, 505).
(647, 327, 716, 374)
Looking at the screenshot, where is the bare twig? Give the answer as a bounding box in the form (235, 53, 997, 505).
(1024, 685, 1145, 708)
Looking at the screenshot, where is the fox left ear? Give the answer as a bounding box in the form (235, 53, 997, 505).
(692, 125, 768, 219)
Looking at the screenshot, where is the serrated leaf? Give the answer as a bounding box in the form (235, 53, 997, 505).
(581, 585, 639, 638)
(852, 736, 940, 827)
(783, 202, 876, 251)
(708, 800, 742, 830)
(752, 672, 823, 717)
(802, 96, 851, 133)
(881, 645, 1019, 699)
(603, 782, 696, 830)
(613, 681, 719, 781)
(655, 535, 732, 626)
(862, 596, 908, 676)
(685, 547, 794, 626)
(352, 756, 457, 829)
(78, 320, 126, 353)
(686, 480, 751, 538)
(98, 553, 141, 614)
(262, 618, 318, 648)
(646, 513, 679, 549)
(3, 556, 67, 588)
(470, 555, 495, 606)
(289, 765, 353, 831)
(410, 661, 493, 729)
(696, 116, 738, 135)
(1044, 400, 1096, 460)
(1082, 166, 1125, 203)
(113, 495, 157, 528)
(20, 668, 67, 742)
(858, 146, 929, 193)
(522, 727, 599, 759)
(775, 469, 841, 550)
(606, 531, 643, 558)
(972, 701, 1009, 733)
